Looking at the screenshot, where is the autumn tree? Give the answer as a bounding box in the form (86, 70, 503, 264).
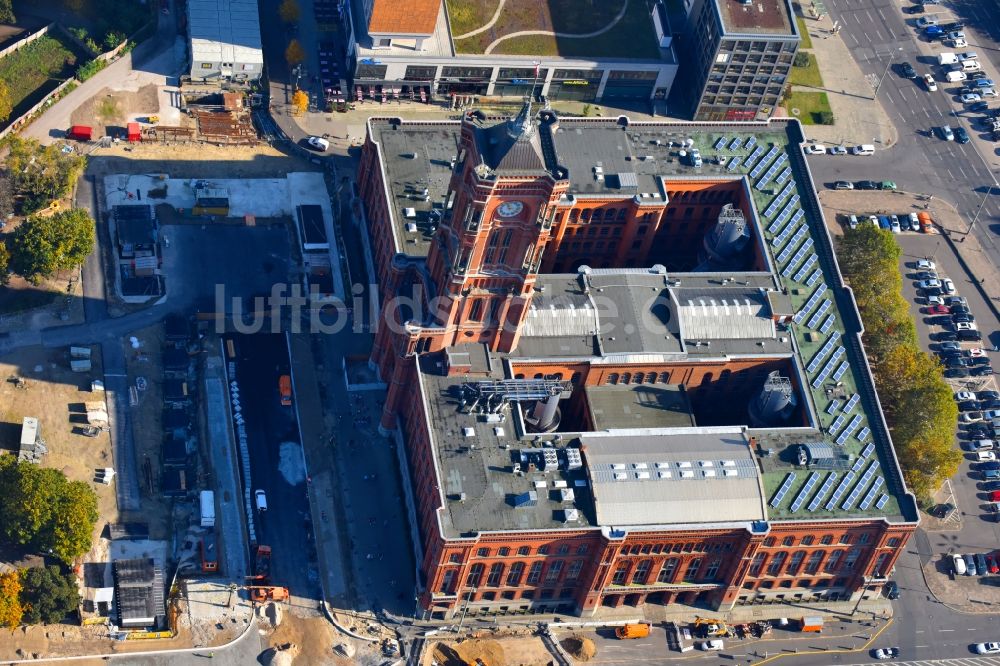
(837, 225, 962, 504)
(279, 0, 301, 23)
(0, 571, 22, 628)
(291, 89, 309, 115)
(0, 241, 9, 285)
(0, 79, 12, 124)
(9, 209, 96, 284)
(285, 39, 305, 67)
(20, 566, 80, 625)
(4, 137, 87, 213)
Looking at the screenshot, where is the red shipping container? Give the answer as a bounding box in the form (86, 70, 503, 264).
(68, 125, 93, 141)
(127, 122, 140, 143)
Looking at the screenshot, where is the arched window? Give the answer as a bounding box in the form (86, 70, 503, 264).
(621, 372, 632, 384)
(607, 373, 620, 385)
(634, 372, 645, 384)
(466, 563, 484, 586)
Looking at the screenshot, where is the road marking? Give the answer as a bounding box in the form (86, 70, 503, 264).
(940, 628, 956, 632)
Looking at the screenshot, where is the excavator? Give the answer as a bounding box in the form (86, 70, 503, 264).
(247, 585, 289, 603)
(693, 616, 732, 638)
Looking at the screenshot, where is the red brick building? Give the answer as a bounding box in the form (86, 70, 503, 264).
(358, 108, 918, 619)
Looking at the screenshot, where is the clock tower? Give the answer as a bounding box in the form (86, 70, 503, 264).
(424, 103, 566, 352)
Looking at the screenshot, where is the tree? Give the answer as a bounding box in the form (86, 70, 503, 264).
(291, 89, 309, 115)
(4, 137, 86, 214)
(278, 0, 301, 23)
(793, 52, 809, 67)
(0, 457, 99, 563)
(103, 31, 126, 50)
(0, 241, 9, 285)
(0, 173, 14, 218)
(20, 566, 80, 625)
(9, 209, 96, 283)
(285, 39, 305, 67)
(817, 110, 835, 125)
(0, 79, 12, 124)
(0, 0, 14, 24)
(0, 571, 22, 628)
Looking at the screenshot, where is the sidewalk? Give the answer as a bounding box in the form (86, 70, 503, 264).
(789, 16, 897, 148)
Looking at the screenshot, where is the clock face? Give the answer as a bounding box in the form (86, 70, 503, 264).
(497, 201, 524, 217)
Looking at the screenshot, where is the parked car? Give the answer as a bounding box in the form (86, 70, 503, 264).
(306, 136, 330, 151)
(974, 79, 995, 89)
(952, 553, 967, 575)
(872, 647, 900, 660)
(954, 322, 977, 331)
(848, 214, 859, 229)
(926, 304, 950, 314)
(916, 258, 936, 270)
(918, 278, 943, 289)
(879, 180, 897, 190)
(945, 295, 968, 306)
(978, 451, 998, 462)
(987, 555, 1000, 574)
(938, 341, 961, 352)
(965, 553, 978, 575)
(956, 390, 977, 401)
(946, 356, 969, 368)
(983, 468, 1000, 479)
(969, 101, 990, 112)
(952, 313, 974, 324)
(976, 642, 1000, 655)
(699, 640, 724, 651)
(962, 412, 985, 423)
(981, 481, 1000, 492)
(884, 580, 900, 599)
(857, 180, 879, 190)
(970, 364, 993, 375)
(978, 391, 1000, 401)
(934, 330, 958, 341)
(830, 145, 849, 155)
(834, 180, 854, 190)
(962, 92, 983, 103)
(804, 144, 827, 154)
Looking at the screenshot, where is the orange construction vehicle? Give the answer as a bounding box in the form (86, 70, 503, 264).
(248, 586, 289, 603)
(251, 545, 272, 583)
(278, 375, 292, 406)
(615, 623, 651, 639)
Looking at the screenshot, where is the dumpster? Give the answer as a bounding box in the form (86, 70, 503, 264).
(67, 125, 93, 141)
(127, 122, 141, 143)
(799, 616, 824, 632)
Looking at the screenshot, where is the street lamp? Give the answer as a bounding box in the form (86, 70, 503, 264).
(873, 47, 904, 100)
(968, 179, 999, 236)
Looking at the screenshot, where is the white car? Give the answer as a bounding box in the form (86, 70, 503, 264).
(967, 348, 988, 358)
(918, 279, 942, 290)
(961, 93, 983, 103)
(804, 144, 827, 155)
(924, 74, 938, 91)
(873, 647, 901, 660)
(699, 640, 724, 651)
(916, 259, 936, 271)
(976, 642, 1000, 655)
(953, 553, 967, 575)
(982, 88, 999, 98)
(952, 37, 968, 48)
(306, 135, 330, 151)
(254, 489, 268, 511)
(955, 322, 977, 331)
(830, 145, 849, 155)
(978, 451, 997, 462)
(927, 294, 944, 306)
(942, 278, 956, 294)
(961, 412, 985, 424)
(958, 52, 978, 62)
(956, 391, 977, 402)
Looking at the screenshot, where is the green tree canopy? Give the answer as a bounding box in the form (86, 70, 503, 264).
(838, 226, 962, 504)
(20, 566, 80, 625)
(0, 79, 12, 124)
(0, 241, 9, 285)
(0, 0, 14, 24)
(4, 137, 86, 214)
(0, 457, 99, 563)
(9, 208, 96, 283)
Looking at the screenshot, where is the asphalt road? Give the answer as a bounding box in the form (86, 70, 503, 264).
(230, 333, 322, 607)
(808, 0, 1000, 265)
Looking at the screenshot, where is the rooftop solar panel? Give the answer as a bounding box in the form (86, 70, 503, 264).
(793, 284, 828, 324)
(770, 472, 797, 507)
(727, 156, 742, 171)
(825, 471, 856, 510)
(744, 135, 756, 150)
(858, 477, 884, 510)
(826, 400, 842, 414)
(793, 254, 818, 282)
(790, 472, 820, 512)
(843, 394, 860, 413)
(808, 472, 838, 511)
(715, 137, 727, 150)
(875, 494, 889, 510)
(729, 137, 742, 151)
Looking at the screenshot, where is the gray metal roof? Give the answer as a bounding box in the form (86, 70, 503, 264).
(188, 0, 264, 65)
(676, 288, 776, 341)
(581, 430, 768, 526)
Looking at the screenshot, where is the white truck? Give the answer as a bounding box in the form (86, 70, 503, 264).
(200, 490, 216, 527)
(938, 52, 958, 65)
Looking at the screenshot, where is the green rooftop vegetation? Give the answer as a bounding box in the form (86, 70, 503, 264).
(449, 0, 660, 59)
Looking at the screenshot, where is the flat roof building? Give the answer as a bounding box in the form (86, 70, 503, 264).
(671, 0, 800, 120)
(358, 108, 917, 620)
(348, 0, 679, 105)
(186, 0, 264, 85)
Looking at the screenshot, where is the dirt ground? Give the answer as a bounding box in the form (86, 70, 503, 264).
(69, 84, 166, 137)
(122, 322, 171, 534)
(87, 141, 324, 180)
(266, 613, 352, 666)
(427, 636, 553, 666)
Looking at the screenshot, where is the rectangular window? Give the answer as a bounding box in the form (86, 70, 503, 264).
(704, 559, 722, 580)
(545, 560, 563, 583)
(506, 562, 525, 586)
(611, 563, 629, 585)
(469, 299, 484, 321)
(466, 563, 484, 587)
(767, 552, 787, 576)
(786, 552, 805, 576)
(497, 228, 515, 264)
(843, 548, 861, 571)
(526, 562, 544, 585)
(748, 553, 766, 576)
(684, 558, 702, 581)
(566, 560, 584, 582)
(825, 550, 842, 573)
(657, 558, 678, 583)
(439, 570, 456, 594)
(405, 65, 437, 81)
(486, 563, 504, 587)
(804, 551, 824, 574)
(632, 560, 652, 584)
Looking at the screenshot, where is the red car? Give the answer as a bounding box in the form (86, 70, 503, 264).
(990, 490, 1000, 502)
(925, 305, 951, 315)
(987, 554, 1000, 574)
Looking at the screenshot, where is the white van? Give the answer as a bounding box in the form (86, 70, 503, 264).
(945, 70, 967, 82)
(255, 489, 268, 512)
(938, 52, 958, 65)
(852, 144, 875, 156)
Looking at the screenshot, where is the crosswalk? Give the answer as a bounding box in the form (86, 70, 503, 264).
(839, 659, 1000, 666)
